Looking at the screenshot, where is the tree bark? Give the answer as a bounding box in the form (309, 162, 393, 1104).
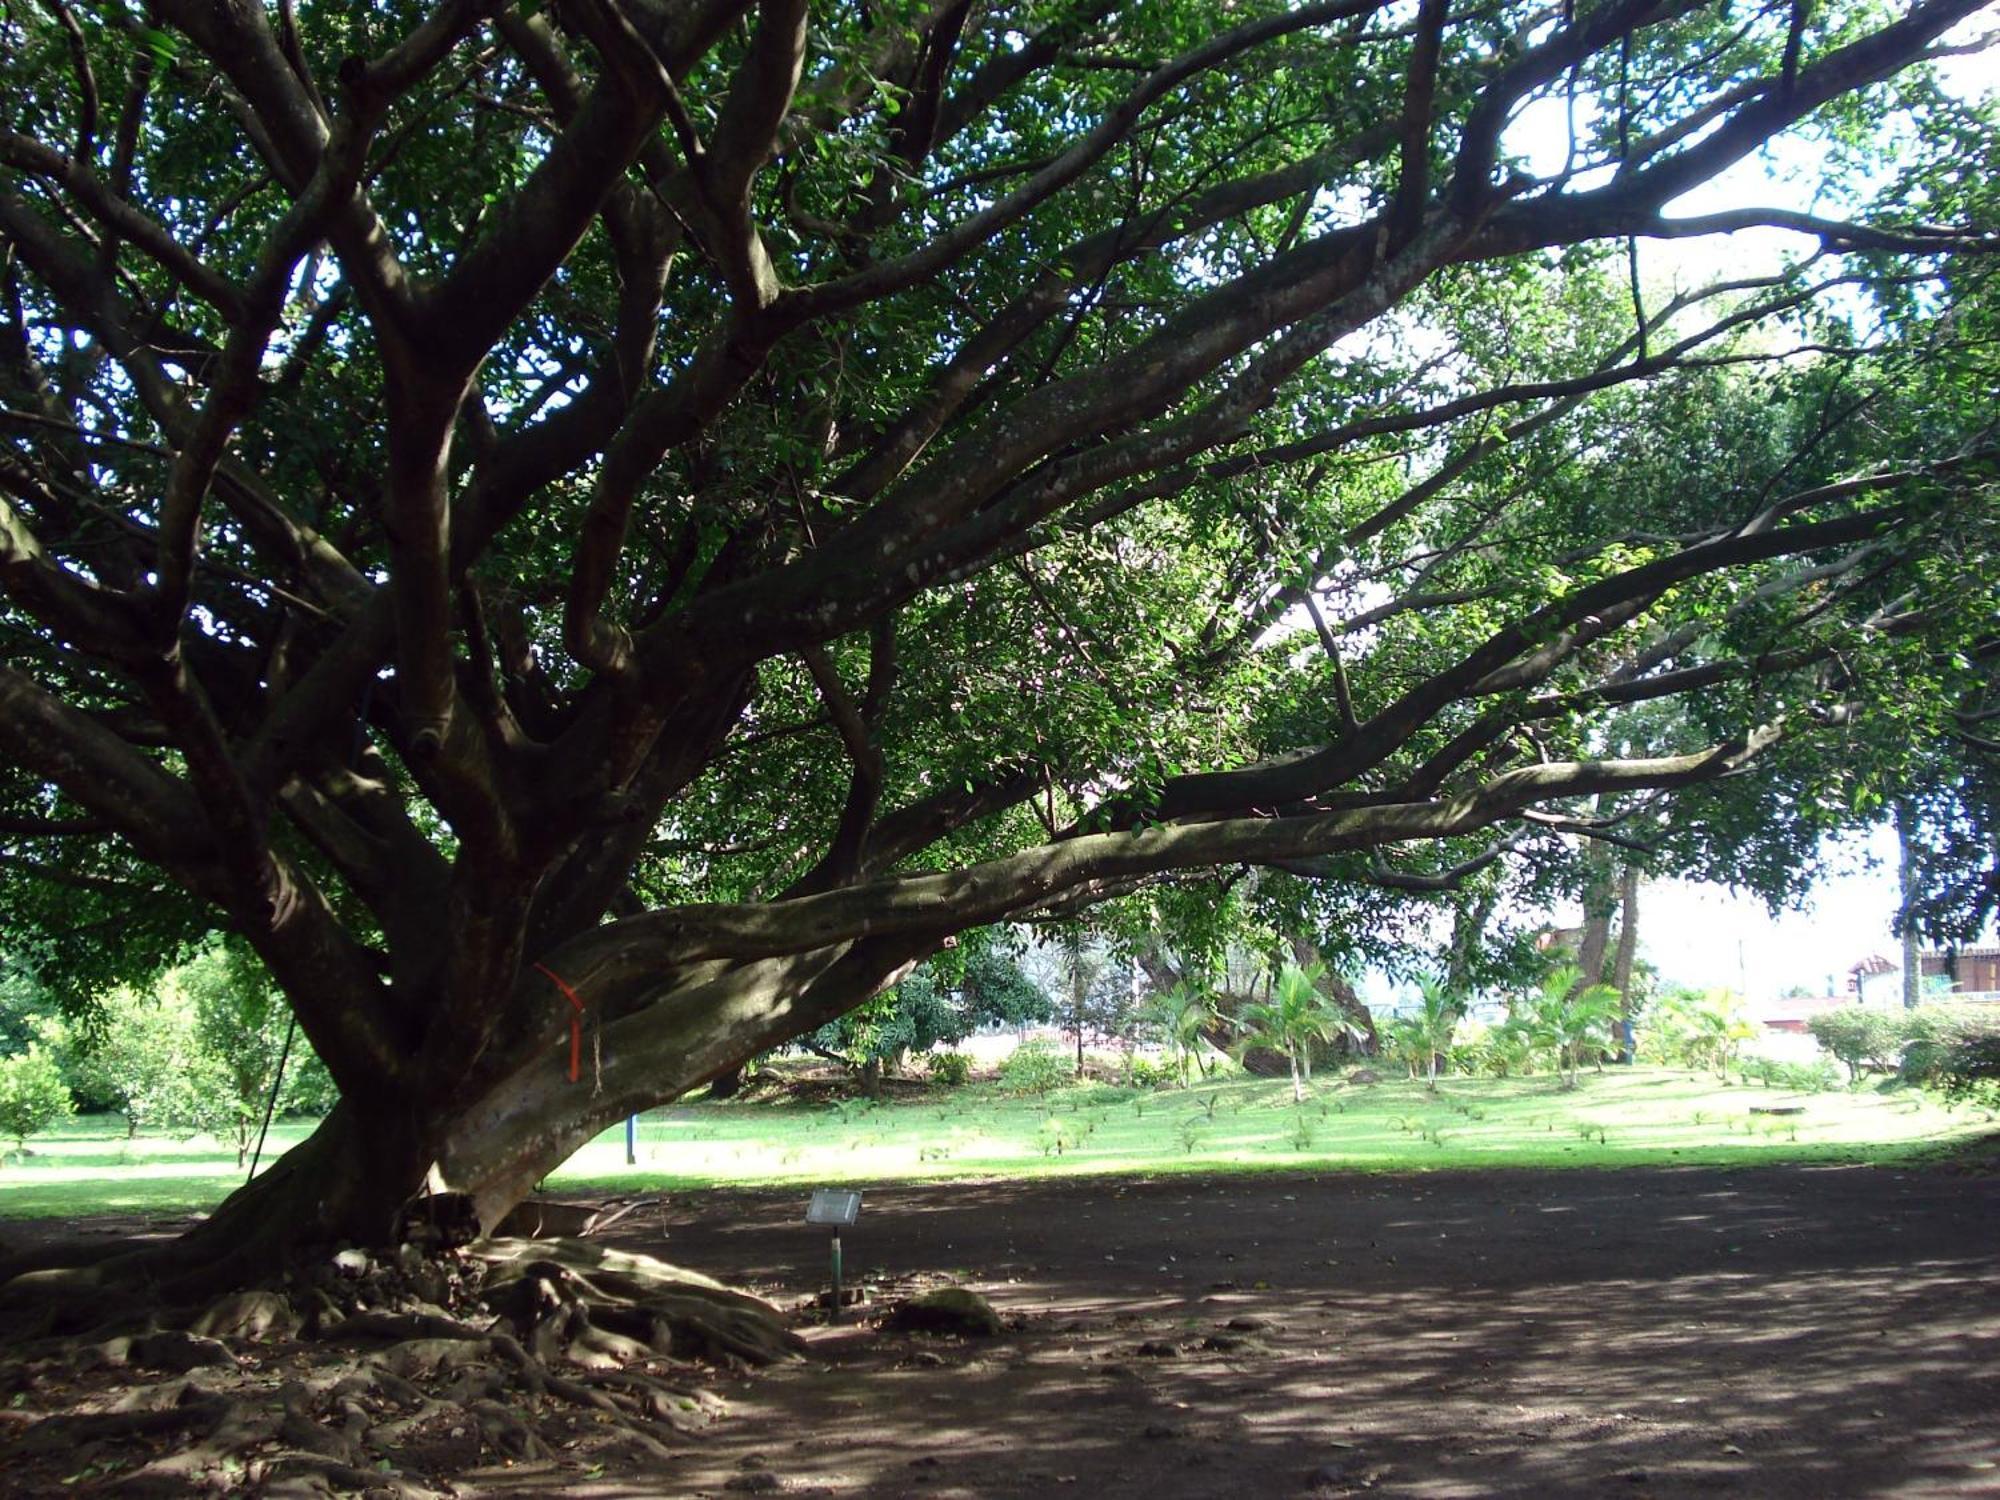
(1610, 862, 1641, 1062)
(128, 937, 938, 1267)
(1896, 802, 1923, 1011)
(1575, 840, 1616, 987)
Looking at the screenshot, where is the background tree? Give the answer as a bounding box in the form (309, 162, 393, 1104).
(53, 984, 202, 1138)
(1042, 927, 1141, 1076)
(1806, 1005, 1907, 1081)
(0, 0, 1996, 1283)
(175, 939, 337, 1165)
(806, 931, 1047, 1080)
(0, 1043, 69, 1160)
(51, 942, 337, 1150)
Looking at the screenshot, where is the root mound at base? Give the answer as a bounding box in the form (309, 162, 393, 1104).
(0, 1232, 802, 1497)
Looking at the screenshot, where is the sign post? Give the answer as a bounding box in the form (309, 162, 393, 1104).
(805, 1188, 863, 1322)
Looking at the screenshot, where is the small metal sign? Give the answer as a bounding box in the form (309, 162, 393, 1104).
(806, 1188, 862, 1227)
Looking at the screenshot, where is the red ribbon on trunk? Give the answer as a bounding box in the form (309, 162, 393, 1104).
(534, 962, 585, 1083)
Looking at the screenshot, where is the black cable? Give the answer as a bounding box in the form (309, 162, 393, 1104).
(246, 1012, 297, 1185)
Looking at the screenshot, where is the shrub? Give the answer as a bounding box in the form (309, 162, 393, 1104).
(1936, 1032, 2000, 1107)
(926, 1050, 972, 1087)
(999, 1039, 1071, 1095)
(1805, 1007, 1905, 1081)
(1900, 1006, 2000, 1086)
(1126, 1056, 1171, 1089)
(1899, 1007, 2000, 1104)
(0, 1044, 72, 1157)
(1451, 1020, 1535, 1078)
(1742, 1056, 1840, 1093)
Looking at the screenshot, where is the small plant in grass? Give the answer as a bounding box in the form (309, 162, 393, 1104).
(1288, 1111, 1316, 1152)
(0, 1044, 70, 1160)
(1177, 1116, 1205, 1154)
(1037, 1115, 1074, 1156)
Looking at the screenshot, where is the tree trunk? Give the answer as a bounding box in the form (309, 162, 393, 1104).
(1575, 842, 1616, 988)
(1610, 863, 1641, 1063)
(93, 942, 937, 1283)
(1446, 886, 1499, 999)
(1896, 803, 1923, 1011)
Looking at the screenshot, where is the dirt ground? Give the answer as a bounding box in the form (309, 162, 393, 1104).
(5, 1161, 1999, 1498)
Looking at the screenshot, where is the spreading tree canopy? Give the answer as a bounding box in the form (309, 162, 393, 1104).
(1, 0, 1996, 1278)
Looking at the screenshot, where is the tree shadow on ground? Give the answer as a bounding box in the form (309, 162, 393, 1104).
(557, 1162, 2000, 1499)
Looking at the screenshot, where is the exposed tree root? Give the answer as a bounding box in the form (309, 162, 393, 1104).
(0, 1234, 801, 1495)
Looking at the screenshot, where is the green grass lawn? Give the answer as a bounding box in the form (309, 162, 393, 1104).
(5, 1068, 1989, 1221)
(0, 1115, 320, 1219)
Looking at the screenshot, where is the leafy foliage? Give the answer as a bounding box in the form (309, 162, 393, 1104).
(0, 0, 1995, 1242)
(808, 934, 1047, 1071)
(1517, 966, 1622, 1089)
(1806, 1006, 1910, 1082)
(1640, 989, 1760, 1077)
(0, 1043, 70, 1154)
(998, 1040, 1072, 1096)
(925, 1050, 972, 1088)
(1234, 961, 1355, 1101)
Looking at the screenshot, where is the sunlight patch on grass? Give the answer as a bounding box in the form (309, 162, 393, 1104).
(0, 1071, 1987, 1221)
(549, 1069, 1992, 1194)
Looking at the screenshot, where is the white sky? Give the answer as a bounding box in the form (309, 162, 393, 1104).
(1629, 825, 1905, 998)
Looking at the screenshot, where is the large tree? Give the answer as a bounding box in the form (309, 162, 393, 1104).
(1, 0, 1996, 1285)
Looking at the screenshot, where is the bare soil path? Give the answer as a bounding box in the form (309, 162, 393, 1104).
(587, 1162, 2000, 1499)
(4, 1162, 1996, 1498)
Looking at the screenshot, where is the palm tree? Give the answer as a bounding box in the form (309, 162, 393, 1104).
(1683, 989, 1757, 1077)
(1411, 972, 1465, 1091)
(1524, 965, 1620, 1088)
(1383, 1014, 1428, 1080)
(1234, 961, 1353, 1102)
(1141, 982, 1218, 1088)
